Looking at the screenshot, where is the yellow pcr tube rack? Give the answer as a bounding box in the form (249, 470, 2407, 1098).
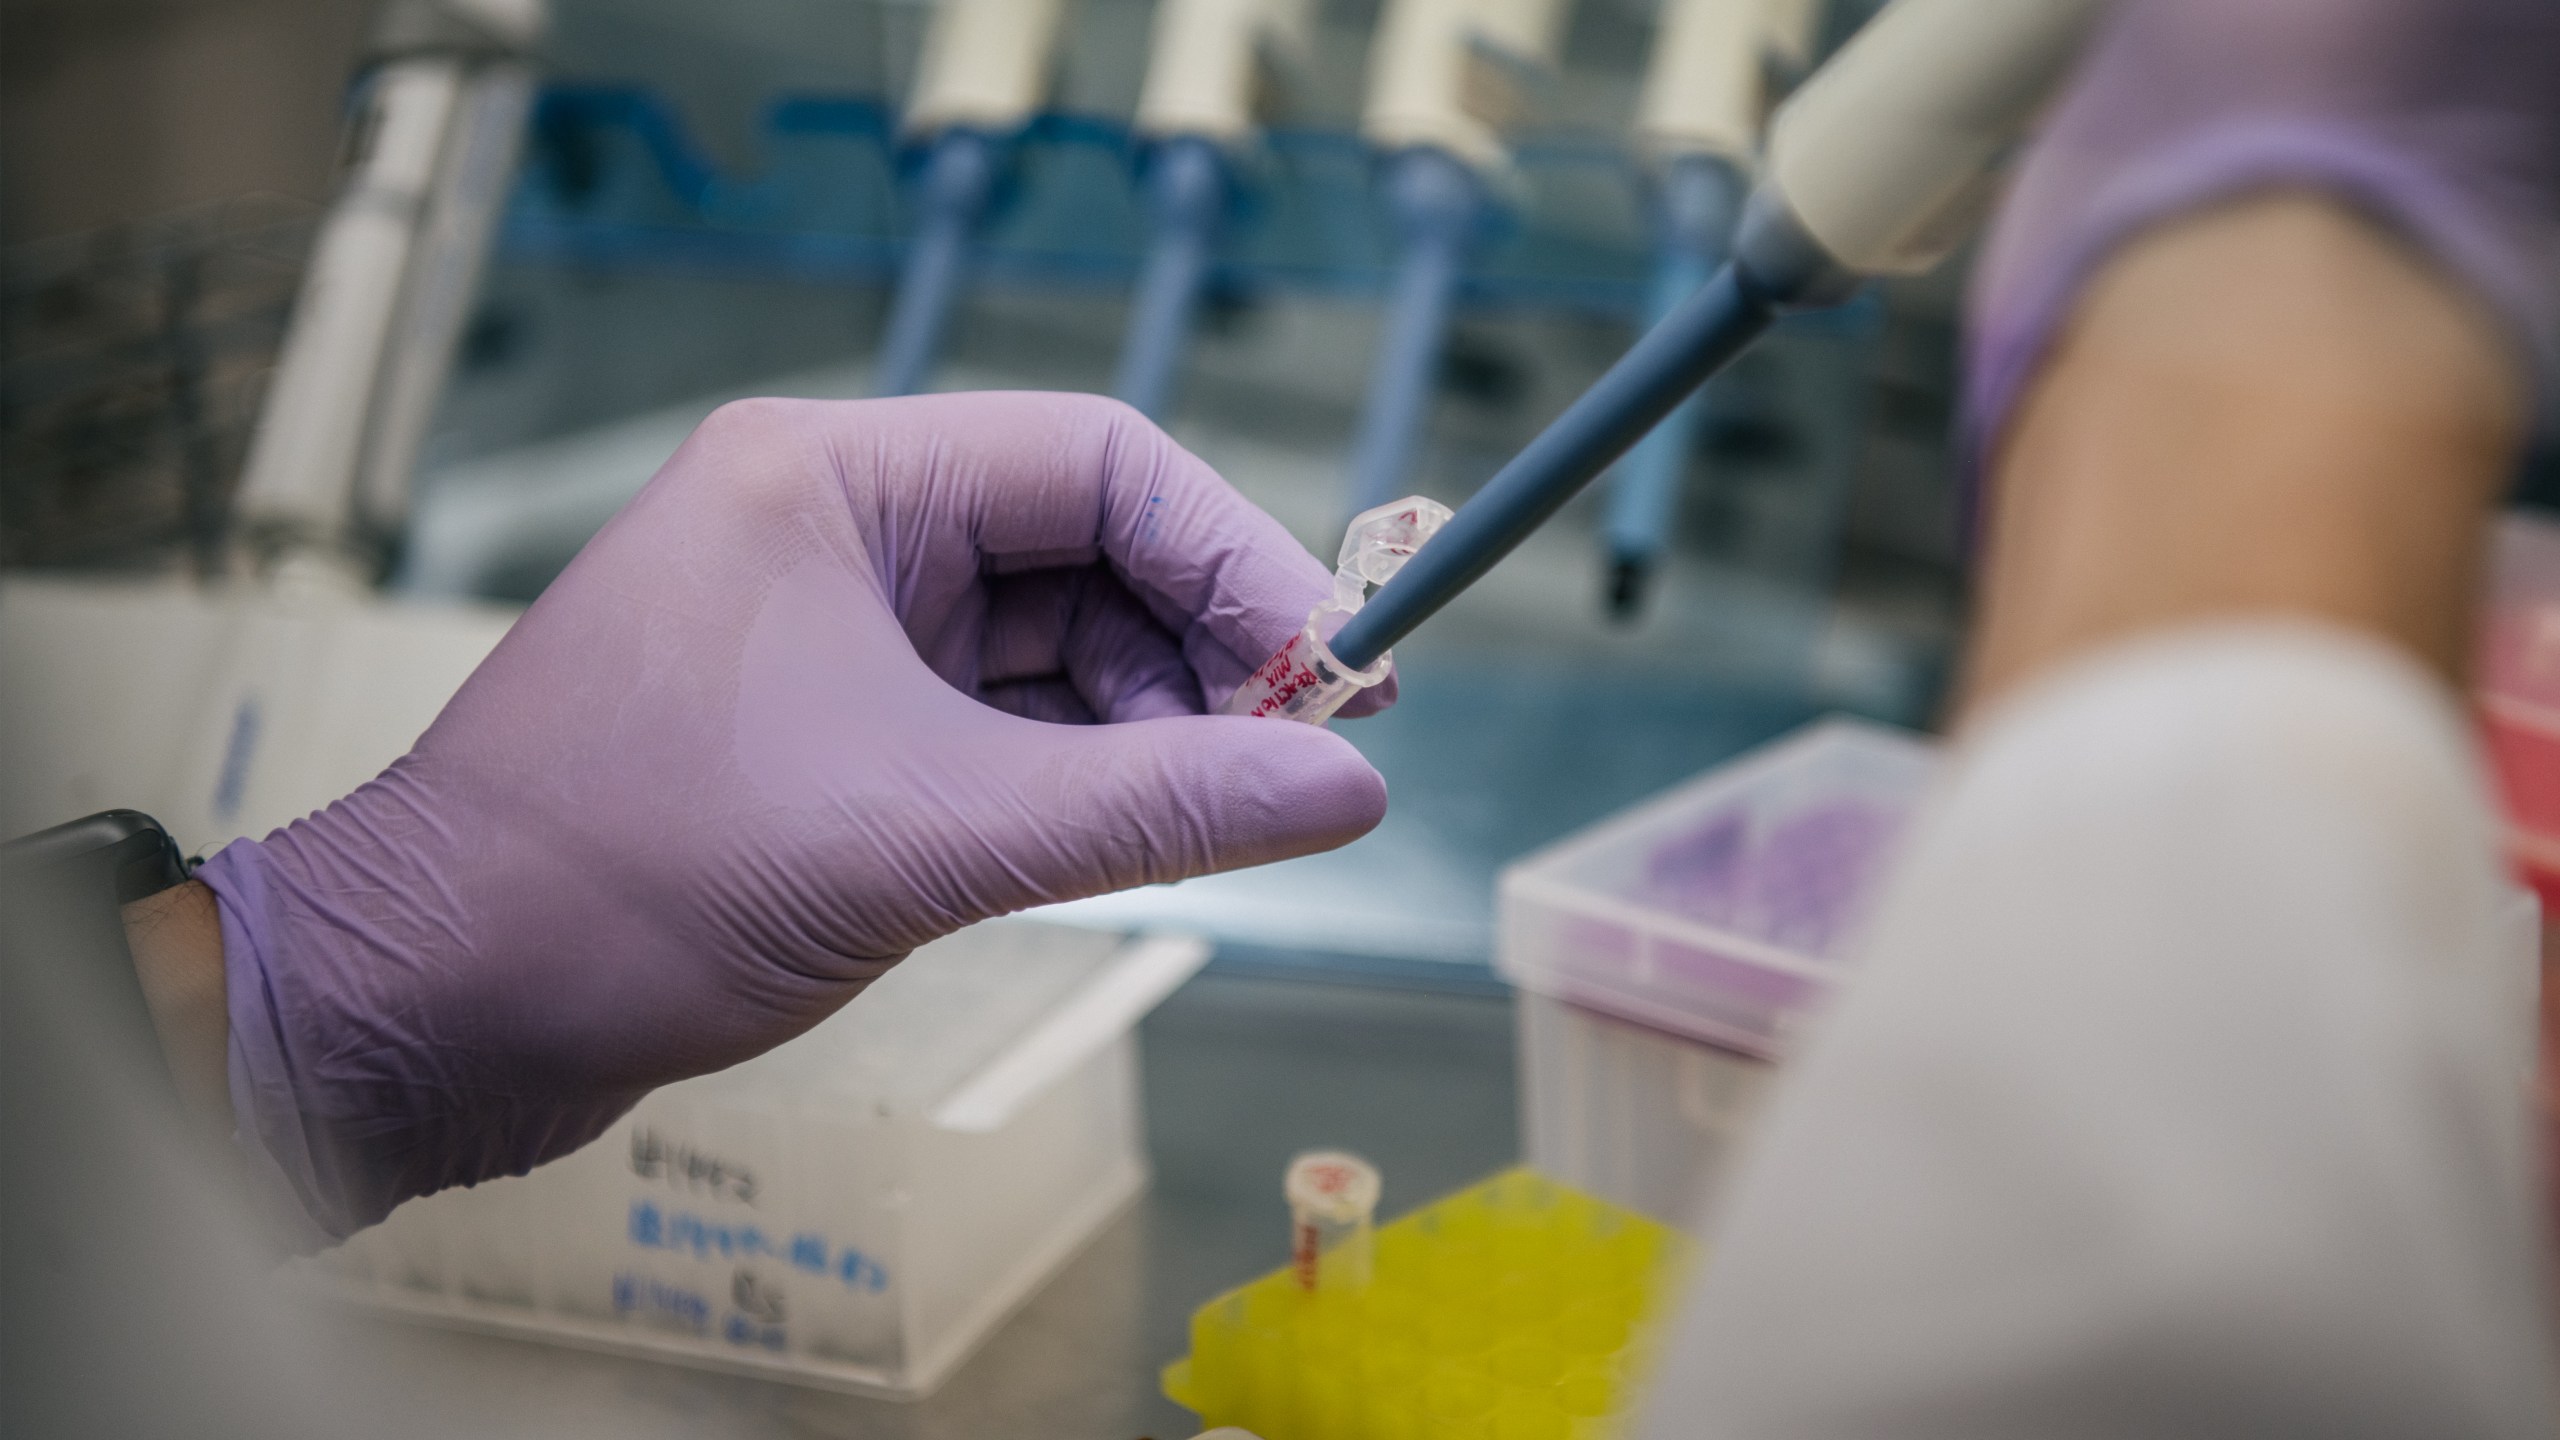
(1162, 1168, 1697, 1440)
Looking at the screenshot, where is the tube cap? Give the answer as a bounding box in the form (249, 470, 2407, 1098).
(1286, 1150, 1382, 1224)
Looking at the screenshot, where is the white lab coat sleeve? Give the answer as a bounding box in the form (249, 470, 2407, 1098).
(1638, 621, 2558, 1438)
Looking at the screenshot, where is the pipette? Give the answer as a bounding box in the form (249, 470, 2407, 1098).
(1601, 0, 1828, 619)
(235, 0, 545, 567)
(1113, 0, 1311, 421)
(871, 0, 1068, 398)
(1233, 0, 2112, 697)
(1343, 0, 1574, 520)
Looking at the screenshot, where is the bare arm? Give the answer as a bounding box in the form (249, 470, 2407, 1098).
(123, 880, 231, 1137)
(1961, 193, 2528, 713)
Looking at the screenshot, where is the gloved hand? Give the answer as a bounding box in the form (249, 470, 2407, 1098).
(1965, 0, 2560, 466)
(200, 393, 1391, 1241)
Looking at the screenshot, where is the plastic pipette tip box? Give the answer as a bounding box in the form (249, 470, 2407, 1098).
(1162, 1168, 1695, 1440)
(1498, 718, 1936, 1060)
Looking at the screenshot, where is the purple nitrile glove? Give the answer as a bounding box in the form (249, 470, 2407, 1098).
(1964, 0, 2560, 472)
(199, 393, 1391, 1242)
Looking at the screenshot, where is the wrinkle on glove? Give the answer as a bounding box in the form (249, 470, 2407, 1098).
(1640, 623, 2556, 1438)
(1964, 0, 2560, 478)
(200, 393, 1390, 1242)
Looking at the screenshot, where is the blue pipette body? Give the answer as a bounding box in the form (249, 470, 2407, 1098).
(873, 129, 998, 398)
(1327, 207, 1846, 675)
(1342, 147, 1484, 520)
(1314, 0, 2110, 678)
(1600, 153, 1748, 618)
(1112, 136, 1228, 421)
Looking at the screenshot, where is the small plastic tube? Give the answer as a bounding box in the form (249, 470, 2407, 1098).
(1221, 495, 1453, 723)
(1285, 1150, 1382, 1293)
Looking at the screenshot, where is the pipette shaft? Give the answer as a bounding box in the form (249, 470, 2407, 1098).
(1328, 259, 1780, 672)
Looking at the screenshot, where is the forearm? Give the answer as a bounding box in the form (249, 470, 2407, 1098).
(1960, 193, 2530, 716)
(122, 880, 232, 1138)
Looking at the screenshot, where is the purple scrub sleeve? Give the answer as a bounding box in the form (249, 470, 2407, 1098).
(1964, 0, 2560, 475)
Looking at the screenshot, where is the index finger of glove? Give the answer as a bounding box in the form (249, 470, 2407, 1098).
(841, 392, 1337, 707)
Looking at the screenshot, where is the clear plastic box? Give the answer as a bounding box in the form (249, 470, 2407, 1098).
(1497, 717, 1938, 1061)
(1516, 988, 1776, 1231)
(293, 921, 1207, 1398)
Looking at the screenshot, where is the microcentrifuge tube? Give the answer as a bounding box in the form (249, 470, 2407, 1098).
(1286, 1150, 1382, 1294)
(1220, 497, 1454, 724)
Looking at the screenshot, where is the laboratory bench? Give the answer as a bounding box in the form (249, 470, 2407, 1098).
(335, 968, 1520, 1439)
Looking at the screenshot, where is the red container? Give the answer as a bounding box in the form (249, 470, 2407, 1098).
(2478, 513, 2560, 909)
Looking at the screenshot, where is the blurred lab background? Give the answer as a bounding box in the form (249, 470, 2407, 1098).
(26, 5, 2560, 1437)
(3, 0, 1960, 973)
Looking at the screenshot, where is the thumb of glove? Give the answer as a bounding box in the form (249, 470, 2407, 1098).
(949, 713, 1391, 921)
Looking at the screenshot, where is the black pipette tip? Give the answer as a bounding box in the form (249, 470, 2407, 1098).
(1605, 556, 1650, 624)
